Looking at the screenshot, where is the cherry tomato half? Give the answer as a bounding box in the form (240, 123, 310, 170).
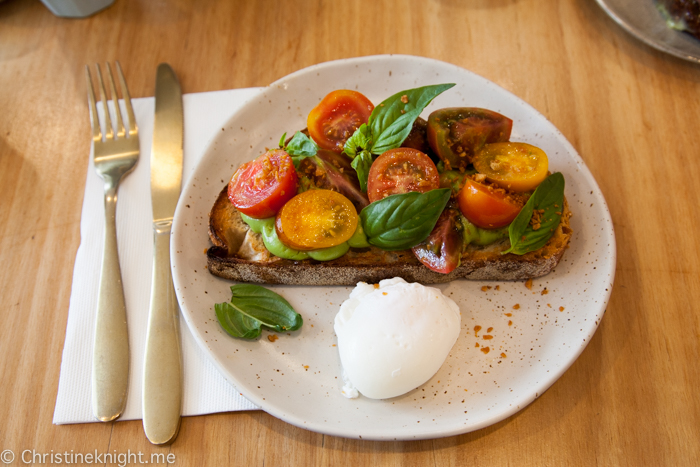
(427, 108, 512, 171)
(307, 90, 374, 152)
(228, 149, 298, 219)
(473, 142, 548, 192)
(412, 208, 462, 274)
(457, 179, 522, 229)
(366, 148, 440, 203)
(275, 190, 359, 250)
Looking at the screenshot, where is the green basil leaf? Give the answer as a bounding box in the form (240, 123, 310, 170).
(279, 131, 318, 168)
(350, 149, 373, 192)
(371, 108, 423, 155)
(343, 123, 372, 158)
(215, 284, 303, 339)
(360, 188, 452, 250)
(368, 83, 455, 154)
(215, 302, 263, 339)
(503, 172, 565, 255)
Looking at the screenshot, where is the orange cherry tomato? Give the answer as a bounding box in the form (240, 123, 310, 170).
(473, 142, 549, 192)
(228, 149, 298, 219)
(307, 90, 374, 152)
(275, 190, 359, 250)
(457, 180, 522, 229)
(366, 148, 440, 203)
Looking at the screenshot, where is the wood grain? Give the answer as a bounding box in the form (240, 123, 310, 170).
(1, 0, 699, 465)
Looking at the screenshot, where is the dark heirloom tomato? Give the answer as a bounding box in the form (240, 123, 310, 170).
(297, 149, 369, 211)
(412, 208, 462, 274)
(457, 179, 522, 229)
(401, 117, 437, 159)
(427, 108, 513, 171)
(228, 149, 298, 219)
(307, 90, 374, 152)
(366, 148, 440, 203)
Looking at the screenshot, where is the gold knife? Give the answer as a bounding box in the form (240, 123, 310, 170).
(142, 63, 183, 445)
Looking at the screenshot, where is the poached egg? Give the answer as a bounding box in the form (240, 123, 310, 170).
(334, 277, 461, 399)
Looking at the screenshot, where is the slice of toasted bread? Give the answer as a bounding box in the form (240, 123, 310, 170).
(207, 187, 572, 285)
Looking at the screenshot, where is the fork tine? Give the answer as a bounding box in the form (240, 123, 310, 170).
(105, 63, 125, 138)
(85, 66, 102, 142)
(95, 64, 114, 140)
(115, 61, 137, 137)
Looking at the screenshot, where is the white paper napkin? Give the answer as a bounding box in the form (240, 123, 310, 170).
(54, 88, 264, 424)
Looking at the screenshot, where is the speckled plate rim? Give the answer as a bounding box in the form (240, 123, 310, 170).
(595, 0, 700, 63)
(171, 54, 616, 441)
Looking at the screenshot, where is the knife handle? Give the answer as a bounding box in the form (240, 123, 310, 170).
(92, 183, 130, 422)
(143, 220, 182, 445)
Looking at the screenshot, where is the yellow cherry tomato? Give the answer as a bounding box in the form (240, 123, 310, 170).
(275, 190, 359, 250)
(472, 142, 549, 192)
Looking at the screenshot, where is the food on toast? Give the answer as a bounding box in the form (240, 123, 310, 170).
(206, 85, 573, 285)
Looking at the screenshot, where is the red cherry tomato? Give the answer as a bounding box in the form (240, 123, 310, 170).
(457, 179, 522, 229)
(412, 208, 462, 274)
(427, 108, 512, 171)
(307, 90, 374, 152)
(366, 148, 440, 203)
(228, 149, 298, 219)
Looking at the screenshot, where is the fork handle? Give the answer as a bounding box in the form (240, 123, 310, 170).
(92, 183, 130, 422)
(142, 220, 182, 445)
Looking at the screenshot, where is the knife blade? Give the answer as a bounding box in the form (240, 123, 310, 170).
(142, 63, 183, 445)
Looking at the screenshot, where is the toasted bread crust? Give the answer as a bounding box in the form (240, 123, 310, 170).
(207, 186, 572, 285)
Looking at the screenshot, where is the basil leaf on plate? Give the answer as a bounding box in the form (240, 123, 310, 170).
(215, 302, 264, 340)
(503, 172, 565, 255)
(360, 188, 452, 250)
(215, 284, 303, 339)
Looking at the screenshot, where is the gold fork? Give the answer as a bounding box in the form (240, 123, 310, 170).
(86, 62, 139, 422)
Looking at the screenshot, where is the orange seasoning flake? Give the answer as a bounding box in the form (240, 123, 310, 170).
(267, 335, 279, 342)
(525, 278, 533, 290)
(480, 347, 490, 354)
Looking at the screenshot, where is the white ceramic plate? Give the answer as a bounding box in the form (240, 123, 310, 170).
(171, 55, 616, 440)
(596, 0, 700, 63)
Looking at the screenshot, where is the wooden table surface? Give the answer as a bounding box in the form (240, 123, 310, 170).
(1, 0, 699, 465)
